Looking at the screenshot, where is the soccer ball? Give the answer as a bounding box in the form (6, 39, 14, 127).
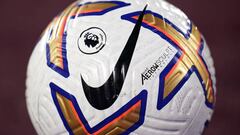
(26, 0, 216, 135)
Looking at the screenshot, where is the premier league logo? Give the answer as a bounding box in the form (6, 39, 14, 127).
(78, 27, 107, 54)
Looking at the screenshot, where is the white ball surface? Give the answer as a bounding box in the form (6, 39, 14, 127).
(26, 0, 216, 135)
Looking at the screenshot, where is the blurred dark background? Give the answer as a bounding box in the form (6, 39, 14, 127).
(0, 0, 239, 134)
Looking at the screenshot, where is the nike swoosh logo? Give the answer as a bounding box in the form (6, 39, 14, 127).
(81, 6, 147, 110)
